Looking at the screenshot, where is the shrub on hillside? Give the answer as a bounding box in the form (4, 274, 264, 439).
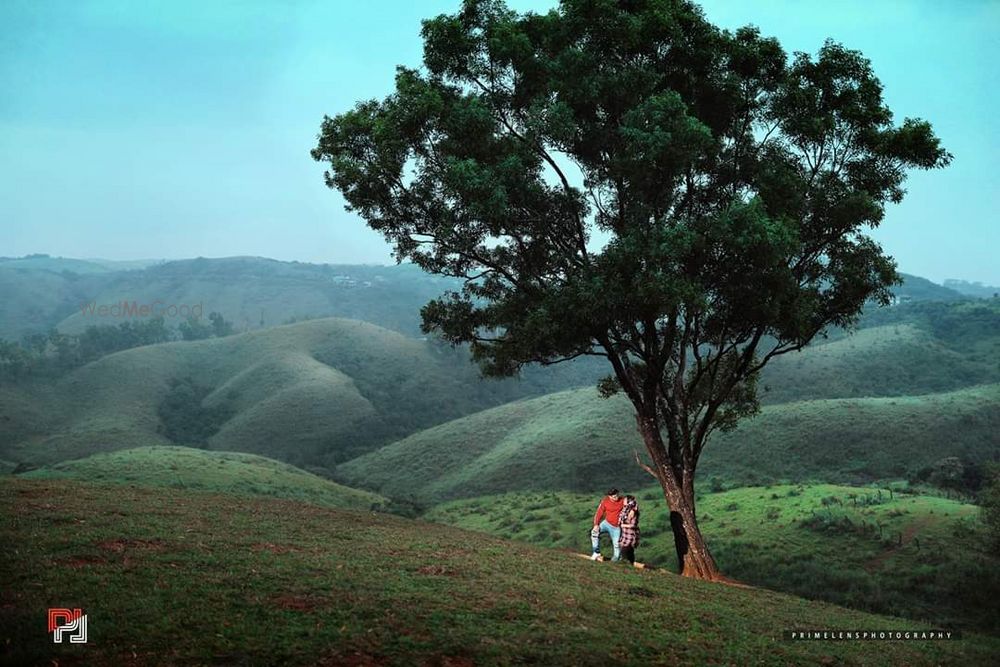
(980, 463, 1000, 551)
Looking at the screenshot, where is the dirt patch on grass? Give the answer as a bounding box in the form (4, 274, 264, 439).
(864, 516, 934, 573)
(271, 595, 317, 612)
(14, 486, 51, 498)
(96, 538, 170, 552)
(416, 564, 460, 577)
(316, 650, 388, 666)
(53, 554, 110, 568)
(432, 657, 477, 667)
(270, 594, 324, 612)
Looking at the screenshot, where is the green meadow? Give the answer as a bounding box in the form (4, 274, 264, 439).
(424, 484, 999, 635)
(3, 476, 996, 666)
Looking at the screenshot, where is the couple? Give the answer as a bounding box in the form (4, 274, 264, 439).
(590, 487, 640, 564)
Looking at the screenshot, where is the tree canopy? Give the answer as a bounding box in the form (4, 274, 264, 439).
(312, 0, 950, 578)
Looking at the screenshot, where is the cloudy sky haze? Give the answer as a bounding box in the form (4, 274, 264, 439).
(1, 0, 996, 284)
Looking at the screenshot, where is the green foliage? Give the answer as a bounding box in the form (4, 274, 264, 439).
(0, 318, 172, 381)
(178, 311, 235, 341)
(156, 377, 235, 446)
(0, 256, 483, 342)
(910, 456, 992, 496)
(980, 464, 1000, 552)
(178, 315, 212, 341)
(0, 314, 237, 383)
(313, 1, 952, 537)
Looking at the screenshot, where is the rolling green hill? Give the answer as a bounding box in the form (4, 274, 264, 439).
(760, 323, 998, 403)
(425, 484, 999, 634)
(338, 383, 1000, 503)
(17, 446, 387, 510)
(2, 476, 995, 665)
(0, 317, 601, 470)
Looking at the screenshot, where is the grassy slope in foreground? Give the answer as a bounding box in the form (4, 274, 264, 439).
(425, 484, 999, 635)
(2, 478, 995, 666)
(338, 383, 1000, 503)
(17, 445, 386, 510)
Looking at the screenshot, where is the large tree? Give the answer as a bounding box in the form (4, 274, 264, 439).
(312, 0, 950, 580)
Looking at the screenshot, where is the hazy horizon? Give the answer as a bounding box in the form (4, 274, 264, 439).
(3, 252, 997, 291)
(2, 0, 997, 284)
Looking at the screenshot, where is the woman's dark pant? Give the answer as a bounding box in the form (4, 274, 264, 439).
(621, 546, 635, 564)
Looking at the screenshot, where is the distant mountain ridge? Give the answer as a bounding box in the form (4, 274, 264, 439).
(0, 254, 463, 340)
(0, 254, 977, 341)
(944, 279, 1000, 299)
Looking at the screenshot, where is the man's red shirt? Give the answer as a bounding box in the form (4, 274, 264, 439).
(593, 496, 625, 527)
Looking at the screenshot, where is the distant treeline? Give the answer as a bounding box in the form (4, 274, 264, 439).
(909, 456, 1000, 499)
(0, 313, 235, 382)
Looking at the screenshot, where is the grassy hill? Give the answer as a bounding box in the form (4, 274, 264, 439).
(425, 484, 999, 634)
(893, 273, 965, 302)
(0, 254, 119, 274)
(0, 265, 112, 341)
(943, 279, 1000, 299)
(338, 383, 1000, 502)
(760, 323, 998, 403)
(0, 317, 603, 471)
(0, 256, 464, 341)
(17, 446, 387, 510)
(52, 256, 461, 338)
(2, 476, 995, 665)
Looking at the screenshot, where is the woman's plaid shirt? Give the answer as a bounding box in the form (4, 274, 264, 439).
(618, 504, 640, 548)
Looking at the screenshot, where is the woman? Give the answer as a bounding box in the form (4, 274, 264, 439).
(617, 495, 640, 565)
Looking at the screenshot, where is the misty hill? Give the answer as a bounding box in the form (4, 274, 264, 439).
(3, 299, 996, 477)
(0, 264, 112, 341)
(890, 273, 964, 302)
(0, 253, 158, 274)
(338, 383, 1000, 503)
(0, 255, 465, 341)
(944, 279, 1000, 299)
(0, 255, 977, 344)
(0, 317, 609, 471)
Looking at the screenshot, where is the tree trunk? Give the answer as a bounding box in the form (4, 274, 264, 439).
(667, 494, 722, 580)
(636, 414, 724, 581)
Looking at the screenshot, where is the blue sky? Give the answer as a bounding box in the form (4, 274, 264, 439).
(1, 0, 996, 284)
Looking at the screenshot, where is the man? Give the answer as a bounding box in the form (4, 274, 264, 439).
(590, 488, 624, 562)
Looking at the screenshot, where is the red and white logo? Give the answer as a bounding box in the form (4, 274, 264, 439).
(48, 608, 87, 644)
